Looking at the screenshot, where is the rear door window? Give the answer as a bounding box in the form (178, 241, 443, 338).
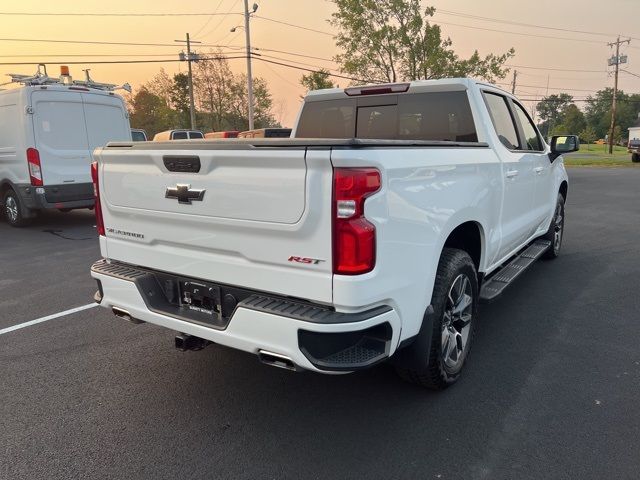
(189, 131, 204, 139)
(83, 96, 130, 151)
(483, 92, 520, 150)
(33, 97, 88, 150)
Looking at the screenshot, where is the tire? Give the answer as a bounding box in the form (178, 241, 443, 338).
(58, 208, 72, 213)
(3, 189, 31, 227)
(542, 193, 565, 260)
(395, 248, 478, 390)
(632, 153, 639, 163)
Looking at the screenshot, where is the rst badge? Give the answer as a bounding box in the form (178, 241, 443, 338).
(288, 256, 325, 265)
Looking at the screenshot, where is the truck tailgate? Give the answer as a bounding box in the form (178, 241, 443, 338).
(95, 144, 334, 304)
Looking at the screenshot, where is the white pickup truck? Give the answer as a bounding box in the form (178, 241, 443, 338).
(90, 78, 577, 389)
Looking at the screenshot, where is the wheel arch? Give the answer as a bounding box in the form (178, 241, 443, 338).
(441, 220, 485, 272)
(559, 180, 568, 200)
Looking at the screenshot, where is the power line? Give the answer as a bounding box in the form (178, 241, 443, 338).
(193, 0, 226, 38)
(252, 15, 334, 36)
(198, 0, 242, 41)
(435, 20, 605, 45)
(0, 11, 241, 17)
(436, 9, 634, 39)
(506, 64, 607, 73)
(0, 37, 245, 49)
(256, 47, 335, 63)
(253, 57, 378, 83)
(0, 55, 247, 66)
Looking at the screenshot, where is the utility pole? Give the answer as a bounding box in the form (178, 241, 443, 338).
(243, 1, 257, 130)
(511, 70, 517, 95)
(607, 36, 631, 154)
(175, 33, 201, 130)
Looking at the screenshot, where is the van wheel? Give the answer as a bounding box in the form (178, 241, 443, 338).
(395, 248, 478, 389)
(632, 153, 639, 163)
(3, 189, 31, 227)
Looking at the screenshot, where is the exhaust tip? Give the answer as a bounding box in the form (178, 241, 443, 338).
(258, 350, 298, 371)
(112, 307, 144, 324)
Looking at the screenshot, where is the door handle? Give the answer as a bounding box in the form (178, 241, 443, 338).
(506, 169, 519, 178)
(534, 167, 544, 174)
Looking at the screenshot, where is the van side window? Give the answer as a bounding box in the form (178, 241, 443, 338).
(189, 131, 203, 139)
(483, 92, 520, 150)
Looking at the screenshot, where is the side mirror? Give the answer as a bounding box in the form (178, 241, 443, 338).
(550, 135, 579, 161)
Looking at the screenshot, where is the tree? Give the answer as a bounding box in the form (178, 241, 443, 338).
(170, 73, 191, 128)
(300, 69, 336, 92)
(579, 125, 596, 149)
(330, 0, 514, 84)
(129, 87, 175, 137)
(551, 104, 586, 136)
(144, 68, 174, 107)
(535, 93, 573, 136)
(194, 50, 235, 131)
(584, 88, 640, 140)
(227, 75, 280, 130)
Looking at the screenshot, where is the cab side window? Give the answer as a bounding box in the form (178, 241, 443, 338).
(513, 102, 544, 151)
(483, 92, 520, 150)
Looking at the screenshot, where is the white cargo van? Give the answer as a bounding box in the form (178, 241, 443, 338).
(0, 68, 131, 226)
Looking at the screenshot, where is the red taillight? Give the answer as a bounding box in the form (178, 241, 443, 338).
(91, 161, 105, 236)
(333, 168, 381, 275)
(26, 148, 43, 186)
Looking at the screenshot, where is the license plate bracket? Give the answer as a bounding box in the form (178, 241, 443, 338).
(179, 281, 222, 320)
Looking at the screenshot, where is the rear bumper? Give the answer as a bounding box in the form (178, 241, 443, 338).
(17, 183, 94, 211)
(91, 260, 401, 373)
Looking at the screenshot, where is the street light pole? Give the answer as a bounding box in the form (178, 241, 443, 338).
(243, 0, 255, 130)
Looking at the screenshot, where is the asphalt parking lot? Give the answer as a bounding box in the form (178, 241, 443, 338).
(1, 167, 639, 480)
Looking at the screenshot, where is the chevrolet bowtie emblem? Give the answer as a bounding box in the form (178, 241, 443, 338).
(165, 184, 205, 204)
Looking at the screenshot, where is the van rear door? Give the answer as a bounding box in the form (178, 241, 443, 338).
(31, 90, 91, 185)
(82, 92, 131, 153)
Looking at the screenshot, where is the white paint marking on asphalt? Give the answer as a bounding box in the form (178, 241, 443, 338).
(0, 303, 98, 336)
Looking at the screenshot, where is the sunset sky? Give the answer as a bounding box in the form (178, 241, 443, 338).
(0, 0, 638, 127)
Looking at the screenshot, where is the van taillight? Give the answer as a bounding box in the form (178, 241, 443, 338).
(26, 148, 43, 186)
(91, 161, 105, 236)
(333, 168, 381, 275)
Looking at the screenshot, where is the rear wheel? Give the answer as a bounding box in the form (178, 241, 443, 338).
(632, 153, 639, 163)
(3, 189, 31, 227)
(542, 193, 565, 259)
(395, 248, 478, 389)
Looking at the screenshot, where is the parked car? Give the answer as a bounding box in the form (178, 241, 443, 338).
(628, 139, 640, 162)
(153, 129, 204, 141)
(204, 131, 240, 139)
(90, 78, 575, 389)
(131, 129, 148, 142)
(0, 67, 131, 226)
(237, 128, 292, 138)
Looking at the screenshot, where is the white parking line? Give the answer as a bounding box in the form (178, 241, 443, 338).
(0, 303, 98, 336)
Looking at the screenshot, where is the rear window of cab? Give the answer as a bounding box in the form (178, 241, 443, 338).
(295, 91, 477, 142)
